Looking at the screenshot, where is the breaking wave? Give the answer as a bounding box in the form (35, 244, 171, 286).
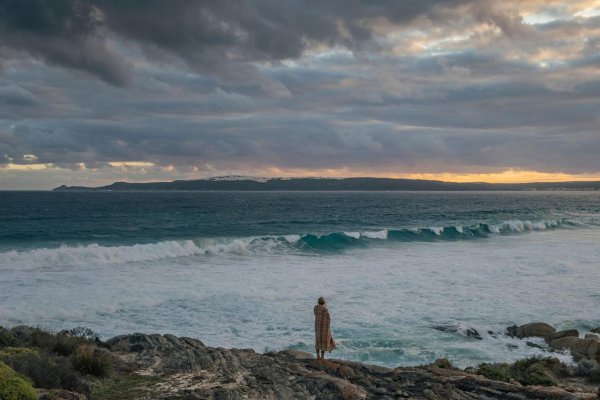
(0, 218, 589, 268)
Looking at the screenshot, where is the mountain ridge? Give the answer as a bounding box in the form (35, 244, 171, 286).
(52, 177, 600, 191)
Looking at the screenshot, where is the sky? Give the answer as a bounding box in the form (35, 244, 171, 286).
(1, 0, 600, 189)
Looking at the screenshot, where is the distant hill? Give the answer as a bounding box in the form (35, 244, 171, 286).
(52, 177, 600, 191)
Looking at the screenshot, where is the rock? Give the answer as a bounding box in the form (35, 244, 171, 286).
(506, 322, 556, 339)
(550, 329, 579, 342)
(525, 341, 546, 350)
(463, 328, 482, 340)
(337, 382, 367, 400)
(550, 337, 600, 362)
(39, 390, 87, 400)
(550, 336, 580, 350)
(336, 365, 355, 378)
(7, 325, 600, 400)
(432, 325, 482, 340)
(590, 327, 600, 334)
(585, 334, 599, 341)
(278, 349, 313, 360)
(433, 358, 452, 369)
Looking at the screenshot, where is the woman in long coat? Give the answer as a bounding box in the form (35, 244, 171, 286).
(314, 296, 335, 360)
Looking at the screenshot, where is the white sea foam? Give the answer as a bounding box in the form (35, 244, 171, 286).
(428, 226, 444, 235)
(1, 227, 600, 368)
(0, 237, 282, 269)
(361, 229, 388, 239)
(488, 219, 560, 233)
(0, 219, 581, 270)
(283, 234, 301, 243)
(0, 240, 205, 269)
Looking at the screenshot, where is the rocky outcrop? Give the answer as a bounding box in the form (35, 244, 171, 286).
(506, 323, 600, 364)
(551, 330, 580, 342)
(431, 325, 482, 340)
(101, 333, 599, 400)
(506, 323, 556, 340)
(3, 325, 600, 399)
(550, 338, 600, 363)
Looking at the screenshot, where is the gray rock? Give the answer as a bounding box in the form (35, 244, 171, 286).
(506, 322, 556, 339)
(550, 329, 579, 342)
(39, 390, 87, 400)
(422, 388, 437, 399)
(431, 325, 482, 340)
(95, 332, 598, 399)
(550, 337, 600, 362)
(525, 341, 546, 350)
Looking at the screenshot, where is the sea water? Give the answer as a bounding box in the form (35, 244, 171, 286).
(1, 191, 599, 368)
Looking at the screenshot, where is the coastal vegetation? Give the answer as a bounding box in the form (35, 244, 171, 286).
(472, 357, 569, 386)
(0, 360, 38, 400)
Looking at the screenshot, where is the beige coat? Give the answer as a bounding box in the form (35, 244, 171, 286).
(314, 304, 336, 351)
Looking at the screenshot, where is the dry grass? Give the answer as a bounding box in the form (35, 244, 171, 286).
(72, 344, 112, 377)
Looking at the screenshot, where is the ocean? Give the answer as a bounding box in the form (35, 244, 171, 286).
(1, 190, 599, 368)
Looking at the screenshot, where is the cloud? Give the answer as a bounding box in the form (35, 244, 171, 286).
(0, 0, 130, 85)
(0, 84, 38, 105)
(1, 0, 476, 86)
(1, 0, 600, 188)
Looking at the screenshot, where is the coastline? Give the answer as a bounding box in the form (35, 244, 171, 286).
(1, 324, 599, 400)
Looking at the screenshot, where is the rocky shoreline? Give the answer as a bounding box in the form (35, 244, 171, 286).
(1, 323, 599, 399)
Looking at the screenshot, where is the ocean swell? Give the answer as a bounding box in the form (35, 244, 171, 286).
(0, 218, 586, 268)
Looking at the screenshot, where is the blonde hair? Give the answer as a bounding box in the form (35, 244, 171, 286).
(318, 296, 325, 305)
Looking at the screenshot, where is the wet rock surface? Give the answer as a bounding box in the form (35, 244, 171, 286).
(431, 324, 483, 340)
(506, 323, 556, 340)
(101, 333, 599, 400)
(3, 324, 599, 399)
(505, 323, 600, 364)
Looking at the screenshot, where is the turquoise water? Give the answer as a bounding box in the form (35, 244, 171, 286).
(1, 191, 599, 367)
(2, 191, 599, 249)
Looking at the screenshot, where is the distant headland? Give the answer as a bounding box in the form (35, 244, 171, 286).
(53, 176, 600, 191)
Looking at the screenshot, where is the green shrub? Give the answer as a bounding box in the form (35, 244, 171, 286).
(475, 357, 567, 387)
(573, 359, 600, 383)
(30, 329, 87, 356)
(510, 357, 567, 386)
(59, 327, 100, 341)
(0, 347, 37, 358)
(514, 362, 557, 386)
(0, 361, 38, 400)
(476, 362, 511, 382)
(0, 327, 18, 348)
(72, 344, 112, 376)
(2, 350, 85, 393)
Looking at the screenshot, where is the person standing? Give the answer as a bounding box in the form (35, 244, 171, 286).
(314, 296, 335, 360)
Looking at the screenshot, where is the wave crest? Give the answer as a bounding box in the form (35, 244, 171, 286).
(0, 218, 586, 268)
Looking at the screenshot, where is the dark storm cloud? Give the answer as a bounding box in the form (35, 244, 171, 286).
(0, 0, 472, 85)
(97, 0, 470, 61)
(0, 84, 38, 105)
(0, 0, 131, 85)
